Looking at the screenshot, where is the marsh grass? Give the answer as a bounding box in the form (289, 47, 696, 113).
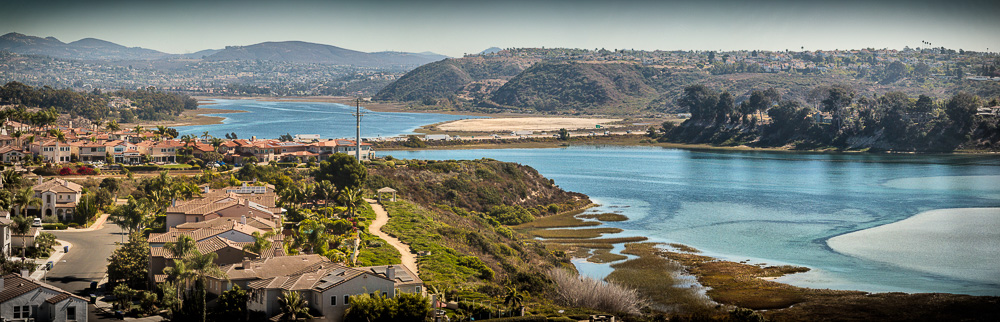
(513, 210, 600, 229)
(667, 243, 702, 253)
(578, 213, 628, 222)
(530, 227, 624, 239)
(606, 243, 716, 314)
(549, 268, 647, 315)
(587, 249, 627, 263)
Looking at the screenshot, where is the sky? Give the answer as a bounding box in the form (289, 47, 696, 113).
(2, 0, 998, 57)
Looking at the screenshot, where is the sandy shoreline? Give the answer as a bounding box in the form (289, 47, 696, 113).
(433, 117, 622, 132)
(827, 207, 1000, 285)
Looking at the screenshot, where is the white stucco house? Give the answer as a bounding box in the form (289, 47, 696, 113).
(0, 273, 89, 322)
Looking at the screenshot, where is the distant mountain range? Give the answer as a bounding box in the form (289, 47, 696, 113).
(0, 32, 448, 67)
(204, 41, 449, 67)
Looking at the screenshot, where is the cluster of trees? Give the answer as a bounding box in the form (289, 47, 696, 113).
(654, 84, 998, 151)
(0, 81, 197, 122)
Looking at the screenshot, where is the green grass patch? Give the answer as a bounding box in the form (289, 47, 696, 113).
(529, 228, 623, 239)
(577, 213, 628, 222)
(587, 249, 627, 263)
(607, 243, 715, 314)
(667, 243, 701, 253)
(158, 164, 194, 169)
(382, 201, 485, 287)
(513, 210, 599, 229)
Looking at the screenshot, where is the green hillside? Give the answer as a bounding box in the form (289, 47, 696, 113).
(373, 57, 530, 101)
(488, 62, 663, 112)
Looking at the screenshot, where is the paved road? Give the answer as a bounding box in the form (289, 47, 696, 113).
(366, 199, 418, 276)
(45, 223, 125, 295)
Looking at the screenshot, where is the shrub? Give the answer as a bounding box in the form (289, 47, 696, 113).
(548, 268, 646, 315)
(42, 223, 68, 230)
(59, 167, 74, 175)
(487, 205, 534, 225)
(458, 256, 495, 280)
(77, 166, 96, 175)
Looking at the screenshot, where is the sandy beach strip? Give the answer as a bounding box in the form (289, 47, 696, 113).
(827, 207, 1000, 284)
(435, 117, 623, 132)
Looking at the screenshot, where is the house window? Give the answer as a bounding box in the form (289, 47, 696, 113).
(416, 286, 422, 293)
(67, 306, 77, 320)
(331, 296, 337, 305)
(344, 295, 350, 305)
(383, 292, 388, 298)
(14, 305, 30, 318)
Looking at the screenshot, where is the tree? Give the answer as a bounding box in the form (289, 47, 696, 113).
(278, 290, 312, 321)
(106, 120, 121, 133)
(214, 285, 249, 322)
(338, 187, 366, 218)
(11, 215, 32, 258)
(100, 177, 120, 195)
(394, 292, 431, 321)
(112, 196, 154, 234)
(316, 153, 367, 191)
(678, 85, 719, 120)
(822, 85, 855, 128)
(74, 194, 100, 225)
(558, 128, 570, 141)
(13, 187, 40, 219)
(715, 91, 735, 122)
(164, 235, 197, 258)
(945, 92, 981, 135)
(107, 231, 150, 290)
(242, 231, 276, 258)
(504, 286, 525, 316)
(279, 133, 294, 142)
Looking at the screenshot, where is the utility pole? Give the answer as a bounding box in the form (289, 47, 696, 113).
(352, 98, 366, 162)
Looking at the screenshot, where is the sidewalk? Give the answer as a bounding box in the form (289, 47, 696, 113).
(61, 213, 111, 232)
(31, 239, 72, 280)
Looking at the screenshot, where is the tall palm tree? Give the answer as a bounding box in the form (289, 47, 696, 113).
(209, 138, 224, 152)
(163, 259, 196, 310)
(181, 134, 196, 147)
(155, 125, 171, 139)
(14, 187, 41, 218)
(11, 130, 22, 148)
(187, 251, 226, 322)
(164, 235, 197, 259)
(92, 118, 104, 134)
(313, 180, 337, 210)
(11, 215, 32, 258)
(277, 290, 312, 321)
(47, 129, 67, 143)
(201, 131, 212, 141)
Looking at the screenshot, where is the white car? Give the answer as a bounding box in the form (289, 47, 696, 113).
(33, 218, 42, 227)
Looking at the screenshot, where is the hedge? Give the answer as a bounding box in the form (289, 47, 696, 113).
(42, 223, 68, 230)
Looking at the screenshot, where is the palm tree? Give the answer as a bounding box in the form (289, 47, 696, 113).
(11, 130, 22, 148)
(14, 187, 41, 218)
(164, 235, 197, 258)
(11, 215, 32, 258)
(242, 231, 276, 258)
(181, 134, 196, 147)
(156, 125, 171, 139)
(504, 286, 525, 316)
(201, 131, 212, 141)
(313, 180, 337, 210)
(106, 120, 121, 133)
(338, 187, 365, 218)
(92, 118, 104, 134)
(277, 290, 312, 321)
(209, 138, 224, 152)
(187, 251, 226, 322)
(163, 259, 196, 310)
(47, 129, 67, 143)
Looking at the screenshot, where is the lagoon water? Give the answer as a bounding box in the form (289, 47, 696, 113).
(381, 146, 1000, 296)
(177, 99, 481, 139)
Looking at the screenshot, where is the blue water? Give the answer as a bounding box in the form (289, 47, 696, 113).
(380, 146, 1000, 295)
(177, 99, 481, 139)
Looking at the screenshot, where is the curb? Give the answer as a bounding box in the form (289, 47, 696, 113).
(31, 239, 72, 280)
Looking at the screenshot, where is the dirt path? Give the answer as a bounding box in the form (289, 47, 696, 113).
(366, 199, 418, 276)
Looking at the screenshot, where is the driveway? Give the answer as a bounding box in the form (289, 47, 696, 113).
(44, 223, 125, 295)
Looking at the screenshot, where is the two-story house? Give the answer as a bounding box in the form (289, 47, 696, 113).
(30, 178, 83, 221)
(0, 273, 89, 322)
(30, 140, 74, 163)
(72, 141, 109, 162)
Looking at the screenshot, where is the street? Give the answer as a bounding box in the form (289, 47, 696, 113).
(45, 223, 124, 296)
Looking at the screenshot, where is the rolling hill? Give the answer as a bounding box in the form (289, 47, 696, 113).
(204, 41, 447, 67)
(489, 61, 664, 112)
(0, 32, 169, 60)
(373, 56, 535, 101)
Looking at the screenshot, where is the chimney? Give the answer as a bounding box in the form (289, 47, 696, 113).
(21, 269, 30, 279)
(0, 275, 4, 290)
(203, 185, 210, 194)
(172, 198, 177, 207)
(242, 258, 252, 270)
(242, 182, 248, 188)
(241, 214, 247, 225)
(38, 176, 43, 185)
(386, 265, 396, 282)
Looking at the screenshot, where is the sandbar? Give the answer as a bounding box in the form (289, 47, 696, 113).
(827, 208, 1000, 285)
(435, 117, 622, 132)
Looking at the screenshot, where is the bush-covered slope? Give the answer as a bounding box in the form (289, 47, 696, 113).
(374, 57, 531, 101)
(489, 61, 662, 112)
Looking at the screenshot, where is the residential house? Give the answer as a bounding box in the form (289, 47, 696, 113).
(30, 178, 82, 221)
(0, 146, 25, 163)
(0, 273, 89, 322)
(30, 140, 74, 163)
(307, 139, 372, 161)
(72, 141, 109, 162)
(0, 215, 11, 257)
(211, 255, 424, 321)
(10, 226, 39, 249)
(164, 184, 281, 228)
(110, 141, 143, 164)
(148, 217, 284, 283)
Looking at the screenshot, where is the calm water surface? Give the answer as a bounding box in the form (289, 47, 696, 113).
(177, 99, 481, 139)
(381, 146, 1000, 295)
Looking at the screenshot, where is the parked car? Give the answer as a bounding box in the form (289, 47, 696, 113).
(33, 217, 42, 227)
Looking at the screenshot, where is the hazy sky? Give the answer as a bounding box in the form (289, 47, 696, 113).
(2, 0, 998, 57)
